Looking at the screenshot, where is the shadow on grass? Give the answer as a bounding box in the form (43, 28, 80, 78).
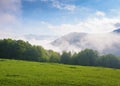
(69, 66, 77, 69)
(0, 59, 6, 62)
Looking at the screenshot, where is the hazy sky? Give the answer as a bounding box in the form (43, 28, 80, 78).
(0, 0, 120, 40)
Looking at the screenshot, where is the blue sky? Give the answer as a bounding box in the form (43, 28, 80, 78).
(21, 0, 120, 24)
(0, 0, 120, 45)
(21, 0, 120, 35)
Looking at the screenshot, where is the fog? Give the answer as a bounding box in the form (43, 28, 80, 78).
(1, 31, 120, 55)
(51, 32, 120, 55)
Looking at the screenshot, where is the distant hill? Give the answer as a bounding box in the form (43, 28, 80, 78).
(0, 59, 120, 86)
(51, 29, 120, 55)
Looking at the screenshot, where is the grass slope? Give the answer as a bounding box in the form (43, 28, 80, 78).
(0, 59, 120, 86)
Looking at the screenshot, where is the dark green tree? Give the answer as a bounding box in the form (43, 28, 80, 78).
(98, 54, 120, 68)
(60, 51, 72, 64)
(48, 50, 60, 63)
(75, 49, 99, 66)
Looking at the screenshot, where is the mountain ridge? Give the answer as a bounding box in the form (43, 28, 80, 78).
(51, 29, 120, 55)
(113, 28, 120, 33)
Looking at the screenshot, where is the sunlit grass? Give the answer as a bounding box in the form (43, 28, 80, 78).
(0, 59, 120, 86)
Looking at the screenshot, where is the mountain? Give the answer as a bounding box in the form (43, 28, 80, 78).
(51, 32, 87, 52)
(113, 28, 120, 33)
(51, 29, 120, 55)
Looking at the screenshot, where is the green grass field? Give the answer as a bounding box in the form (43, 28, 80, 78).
(0, 59, 120, 86)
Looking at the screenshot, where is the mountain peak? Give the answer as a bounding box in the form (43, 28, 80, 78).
(113, 28, 120, 33)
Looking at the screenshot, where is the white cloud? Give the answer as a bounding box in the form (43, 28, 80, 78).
(28, 0, 76, 11)
(52, 0, 76, 11)
(63, 4, 76, 11)
(0, 0, 22, 36)
(96, 11, 105, 16)
(27, 38, 60, 51)
(0, 0, 21, 14)
(40, 0, 76, 11)
(48, 12, 120, 35)
(114, 23, 120, 28)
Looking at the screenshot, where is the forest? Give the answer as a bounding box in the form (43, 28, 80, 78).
(0, 39, 120, 69)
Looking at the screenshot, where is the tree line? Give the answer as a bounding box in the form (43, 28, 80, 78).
(0, 39, 120, 69)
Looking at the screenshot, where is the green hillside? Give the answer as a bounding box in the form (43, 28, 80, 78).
(0, 59, 120, 86)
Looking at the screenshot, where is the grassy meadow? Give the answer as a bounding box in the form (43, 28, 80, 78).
(0, 59, 120, 86)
